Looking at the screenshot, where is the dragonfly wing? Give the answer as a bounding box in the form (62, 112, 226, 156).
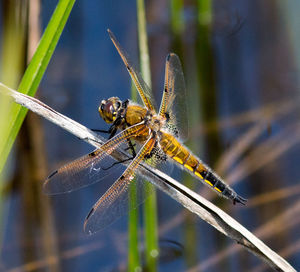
(44, 123, 147, 194)
(159, 53, 188, 141)
(44, 149, 124, 195)
(108, 29, 157, 112)
(84, 135, 156, 234)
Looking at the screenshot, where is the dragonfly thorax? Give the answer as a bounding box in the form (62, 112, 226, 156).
(144, 110, 166, 133)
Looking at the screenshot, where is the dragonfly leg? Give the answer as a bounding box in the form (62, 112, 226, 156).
(91, 124, 117, 139)
(91, 123, 118, 139)
(101, 138, 137, 171)
(83, 126, 117, 145)
(126, 138, 137, 157)
(108, 126, 118, 139)
(91, 128, 111, 134)
(100, 157, 134, 171)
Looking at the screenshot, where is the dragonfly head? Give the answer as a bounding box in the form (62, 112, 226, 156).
(99, 97, 122, 123)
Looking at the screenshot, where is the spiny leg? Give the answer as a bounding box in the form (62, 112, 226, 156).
(126, 138, 137, 157)
(101, 138, 137, 171)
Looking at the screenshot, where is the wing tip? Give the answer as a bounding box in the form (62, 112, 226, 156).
(107, 28, 115, 40)
(166, 53, 173, 61)
(166, 52, 178, 61)
(43, 170, 59, 195)
(83, 207, 95, 235)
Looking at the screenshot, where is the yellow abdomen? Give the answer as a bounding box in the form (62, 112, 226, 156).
(159, 132, 233, 198)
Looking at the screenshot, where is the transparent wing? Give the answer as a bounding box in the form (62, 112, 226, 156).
(84, 135, 156, 234)
(108, 29, 157, 111)
(159, 53, 188, 141)
(44, 123, 147, 194)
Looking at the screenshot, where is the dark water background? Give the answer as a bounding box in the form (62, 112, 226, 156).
(1, 1, 300, 271)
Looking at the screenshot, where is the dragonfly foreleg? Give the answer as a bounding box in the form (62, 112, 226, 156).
(91, 121, 119, 139)
(108, 125, 118, 139)
(90, 121, 119, 140)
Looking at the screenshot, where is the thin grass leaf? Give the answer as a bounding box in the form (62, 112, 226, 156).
(128, 183, 141, 271)
(170, 0, 184, 35)
(0, 0, 76, 173)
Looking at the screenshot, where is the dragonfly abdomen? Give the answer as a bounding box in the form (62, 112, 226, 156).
(160, 133, 246, 204)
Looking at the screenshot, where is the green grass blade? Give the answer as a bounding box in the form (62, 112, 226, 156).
(137, 0, 151, 85)
(0, 1, 27, 257)
(169, 0, 200, 267)
(142, 183, 158, 269)
(197, 0, 212, 26)
(137, 0, 159, 271)
(0, 0, 76, 174)
(170, 0, 184, 35)
(128, 182, 141, 271)
(128, 53, 142, 268)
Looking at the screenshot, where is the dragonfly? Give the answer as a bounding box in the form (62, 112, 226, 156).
(44, 29, 246, 234)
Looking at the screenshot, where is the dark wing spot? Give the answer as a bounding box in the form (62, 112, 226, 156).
(85, 207, 95, 221)
(47, 170, 58, 179)
(89, 151, 96, 157)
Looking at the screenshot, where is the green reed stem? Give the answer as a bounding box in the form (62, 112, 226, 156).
(128, 181, 141, 271)
(170, 0, 199, 267)
(197, 1, 229, 269)
(170, 0, 184, 35)
(128, 73, 141, 270)
(137, 0, 159, 271)
(196, 0, 222, 161)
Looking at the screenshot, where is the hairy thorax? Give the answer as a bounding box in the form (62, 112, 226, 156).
(124, 104, 166, 142)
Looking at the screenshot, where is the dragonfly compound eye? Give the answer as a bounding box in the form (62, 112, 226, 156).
(99, 100, 116, 123)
